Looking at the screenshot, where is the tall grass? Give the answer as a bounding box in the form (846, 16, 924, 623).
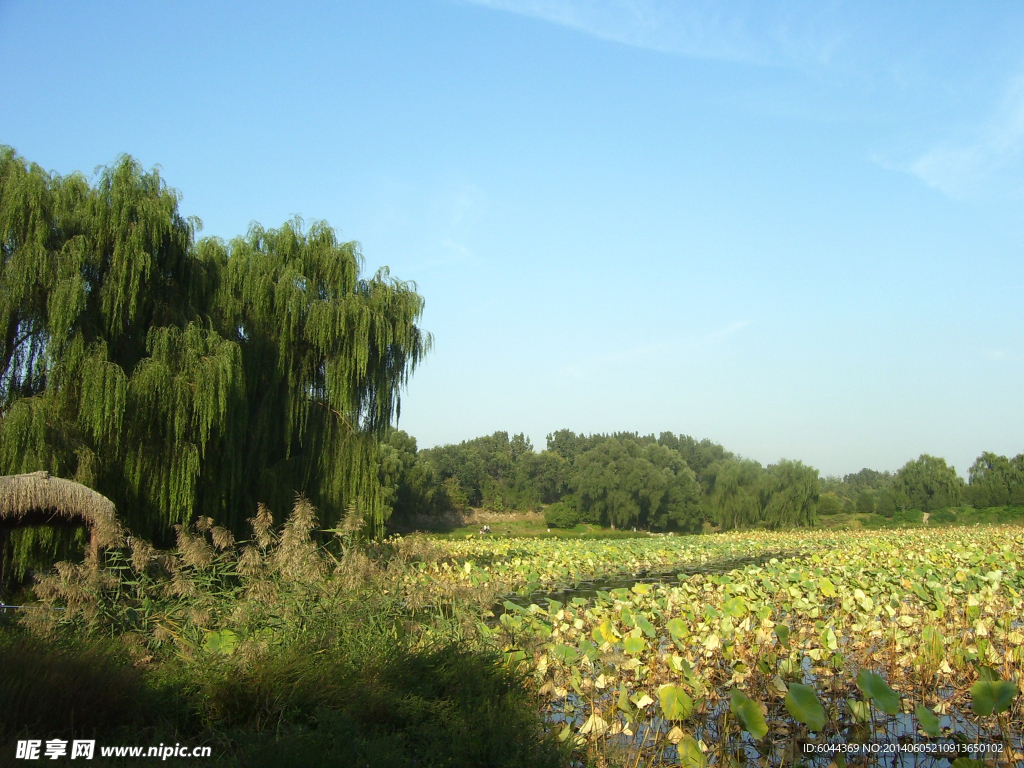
(1, 500, 567, 768)
(0, 631, 168, 741)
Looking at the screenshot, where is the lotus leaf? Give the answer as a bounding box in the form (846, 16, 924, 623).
(855, 670, 900, 715)
(970, 679, 1018, 716)
(666, 617, 688, 639)
(722, 596, 747, 617)
(729, 688, 768, 739)
(773, 624, 790, 649)
(623, 635, 646, 654)
(914, 704, 941, 738)
(658, 683, 693, 720)
(785, 683, 825, 731)
(677, 735, 707, 768)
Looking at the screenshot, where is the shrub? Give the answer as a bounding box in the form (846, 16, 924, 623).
(891, 509, 924, 527)
(0, 631, 169, 741)
(544, 502, 580, 529)
(859, 514, 889, 530)
(928, 509, 957, 525)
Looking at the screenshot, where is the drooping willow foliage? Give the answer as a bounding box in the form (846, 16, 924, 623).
(0, 146, 430, 553)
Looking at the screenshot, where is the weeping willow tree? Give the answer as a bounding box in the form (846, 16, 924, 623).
(707, 459, 764, 531)
(0, 146, 429, 567)
(708, 458, 819, 531)
(761, 460, 819, 529)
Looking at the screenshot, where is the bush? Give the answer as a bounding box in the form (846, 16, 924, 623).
(544, 502, 580, 529)
(891, 509, 924, 527)
(928, 509, 957, 525)
(236, 646, 565, 768)
(859, 514, 890, 530)
(0, 630, 173, 741)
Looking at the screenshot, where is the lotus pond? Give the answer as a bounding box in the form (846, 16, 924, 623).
(425, 526, 1024, 766)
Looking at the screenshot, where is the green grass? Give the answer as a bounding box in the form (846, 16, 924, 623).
(0, 627, 566, 768)
(1, 503, 568, 768)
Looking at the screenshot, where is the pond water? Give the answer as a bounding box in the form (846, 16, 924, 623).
(496, 549, 802, 611)
(489, 551, 1024, 767)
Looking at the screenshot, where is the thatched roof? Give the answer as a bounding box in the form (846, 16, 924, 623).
(0, 471, 123, 548)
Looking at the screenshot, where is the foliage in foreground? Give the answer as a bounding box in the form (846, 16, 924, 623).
(9, 499, 1024, 767)
(1, 500, 564, 768)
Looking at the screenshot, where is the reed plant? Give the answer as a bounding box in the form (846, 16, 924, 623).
(1, 498, 567, 767)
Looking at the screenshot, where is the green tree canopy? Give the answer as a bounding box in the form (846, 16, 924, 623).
(892, 455, 962, 512)
(571, 438, 703, 531)
(0, 147, 429, 551)
(656, 432, 732, 493)
(817, 492, 843, 516)
(545, 429, 606, 464)
(707, 458, 819, 530)
(762, 460, 819, 529)
(967, 452, 1024, 508)
(707, 459, 764, 531)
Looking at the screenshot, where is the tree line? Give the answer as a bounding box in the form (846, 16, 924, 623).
(383, 429, 1024, 532)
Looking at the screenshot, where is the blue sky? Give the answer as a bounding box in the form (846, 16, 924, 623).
(2, 0, 1022, 477)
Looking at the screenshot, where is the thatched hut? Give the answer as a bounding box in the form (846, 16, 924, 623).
(0, 471, 124, 584)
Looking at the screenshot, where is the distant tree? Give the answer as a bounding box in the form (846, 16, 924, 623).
(440, 476, 470, 510)
(419, 431, 547, 511)
(571, 438, 702, 531)
(657, 432, 731, 493)
(378, 430, 453, 521)
(420, 435, 503, 507)
(856, 490, 876, 515)
(571, 439, 644, 528)
(519, 451, 569, 504)
(892, 455, 963, 512)
(545, 429, 602, 464)
(1013, 455, 1024, 505)
(843, 468, 894, 492)
(817, 492, 843, 516)
(967, 451, 1024, 507)
(509, 433, 533, 461)
(875, 489, 898, 517)
(762, 460, 819, 529)
(707, 459, 764, 531)
(645, 443, 703, 532)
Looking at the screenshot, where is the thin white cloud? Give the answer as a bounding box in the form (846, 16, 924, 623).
(460, 0, 842, 68)
(706, 319, 750, 341)
(439, 237, 478, 265)
(908, 74, 1024, 198)
(555, 319, 750, 379)
(424, 183, 485, 267)
(984, 349, 1019, 362)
